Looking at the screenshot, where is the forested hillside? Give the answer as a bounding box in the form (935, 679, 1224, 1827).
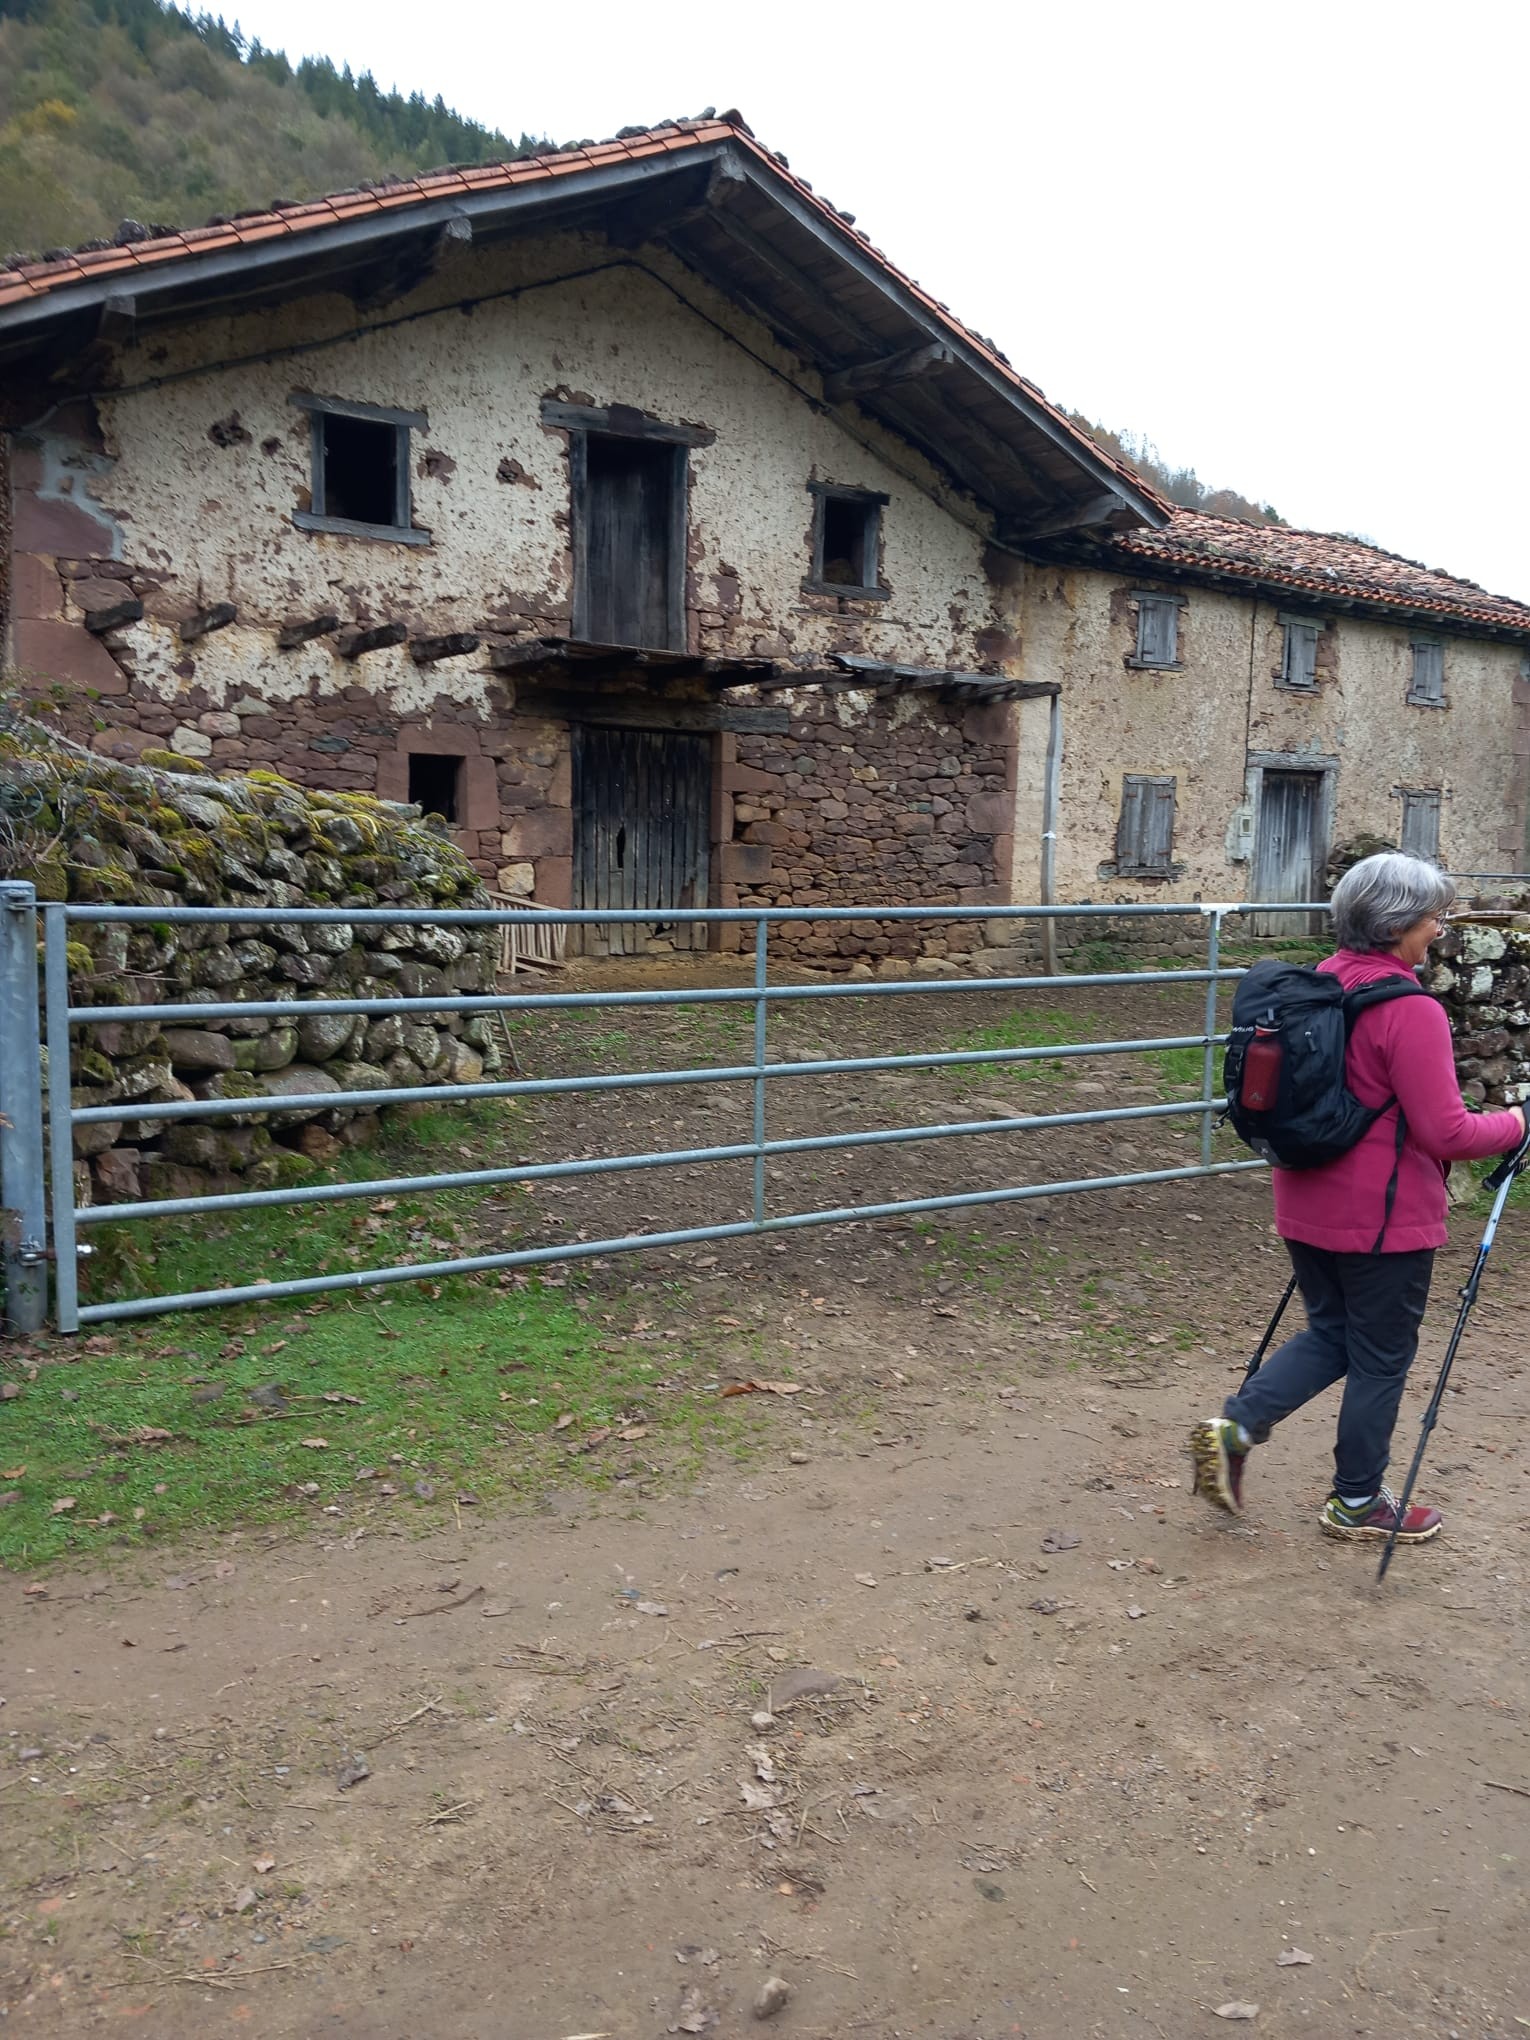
(0, 0, 547, 256)
(1065, 412, 1286, 526)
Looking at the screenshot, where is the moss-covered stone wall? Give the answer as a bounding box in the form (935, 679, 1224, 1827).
(0, 716, 502, 1206)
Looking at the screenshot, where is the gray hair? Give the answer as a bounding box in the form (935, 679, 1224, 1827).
(1330, 851, 1456, 952)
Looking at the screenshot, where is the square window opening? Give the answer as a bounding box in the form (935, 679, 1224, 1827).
(408, 753, 464, 825)
(820, 496, 876, 588)
(321, 413, 400, 528)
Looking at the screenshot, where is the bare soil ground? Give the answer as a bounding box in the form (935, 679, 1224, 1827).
(4, 965, 1529, 2038)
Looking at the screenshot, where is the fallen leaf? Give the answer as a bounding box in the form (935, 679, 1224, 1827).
(553, 1412, 575, 1431)
(619, 1424, 649, 1441)
(0, 1383, 20, 1400)
(50, 1497, 76, 1515)
(739, 1777, 783, 1811)
(253, 1855, 276, 1874)
(371, 1198, 398, 1213)
(122, 1426, 173, 1446)
(300, 1437, 329, 1450)
(721, 1378, 805, 1398)
(321, 1392, 363, 1405)
(22, 1582, 49, 1598)
(232, 1886, 257, 1915)
(1276, 1949, 1313, 1967)
(1, 1465, 25, 1479)
(1041, 1529, 1081, 1553)
(336, 1753, 371, 1790)
(1214, 2006, 1260, 2022)
(634, 1600, 669, 1618)
(854, 1572, 878, 1588)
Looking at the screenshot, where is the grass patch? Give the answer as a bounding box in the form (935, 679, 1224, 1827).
(0, 1102, 772, 1569)
(954, 1005, 1078, 1082)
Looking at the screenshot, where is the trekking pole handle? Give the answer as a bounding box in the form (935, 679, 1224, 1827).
(1483, 1118, 1530, 1193)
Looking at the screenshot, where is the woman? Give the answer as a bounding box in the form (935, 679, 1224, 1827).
(1191, 851, 1526, 1544)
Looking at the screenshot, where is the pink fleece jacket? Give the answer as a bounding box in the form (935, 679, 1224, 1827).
(1271, 949, 1521, 1253)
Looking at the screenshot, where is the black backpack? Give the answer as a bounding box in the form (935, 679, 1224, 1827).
(1223, 958, 1427, 1179)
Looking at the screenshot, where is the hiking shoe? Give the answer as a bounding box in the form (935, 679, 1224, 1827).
(1319, 1488, 1443, 1543)
(1190, 1417, 1249, 1515)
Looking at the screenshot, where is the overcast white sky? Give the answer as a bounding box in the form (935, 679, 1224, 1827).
(236, 0, 1530, 600)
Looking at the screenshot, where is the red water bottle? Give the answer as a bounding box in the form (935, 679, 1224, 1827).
(1241, 1026, 1282, 1113)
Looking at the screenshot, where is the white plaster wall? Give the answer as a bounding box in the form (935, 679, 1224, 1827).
(85, 230, 1011, 708)
(1018, 564, 1526, 900)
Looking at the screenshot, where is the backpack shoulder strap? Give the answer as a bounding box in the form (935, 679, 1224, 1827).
(1340, 975, 1428, 1026)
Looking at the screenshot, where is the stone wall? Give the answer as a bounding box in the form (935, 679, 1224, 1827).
(726, 689, 1015, 968)
(1427, 904, 1530, 1107)
(0, 719, 501, 1206)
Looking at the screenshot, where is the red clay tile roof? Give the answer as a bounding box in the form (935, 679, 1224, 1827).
(1108, 509, 1530, 637)
(0, 115, 1158, 519)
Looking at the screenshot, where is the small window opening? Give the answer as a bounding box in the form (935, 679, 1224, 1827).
(407, 753, 463, 825)
(821, 497, 873, 586)
(805, 485, 886, 598)
(322, 413, 399, 528)
(616, 823, 627, 868)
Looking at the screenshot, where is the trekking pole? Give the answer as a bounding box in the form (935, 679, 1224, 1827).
(1377, 1123, 1530, 1584)
(1241, 1272, 1298, 1385)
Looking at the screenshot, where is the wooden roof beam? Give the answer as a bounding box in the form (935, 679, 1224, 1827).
(823, 341, 955, 405)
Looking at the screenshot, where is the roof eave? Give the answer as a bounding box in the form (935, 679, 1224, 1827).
(1030, 538, 1530, 645)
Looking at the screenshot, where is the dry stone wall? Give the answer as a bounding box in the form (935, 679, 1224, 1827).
(0, 720, 501, 1208)
(1427, 903, 1530, 1107)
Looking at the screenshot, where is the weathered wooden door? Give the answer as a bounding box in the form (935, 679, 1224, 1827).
(1252, 771, 1322, 935)
(572, 725, 712, 956)
(576, 437, 684, 650)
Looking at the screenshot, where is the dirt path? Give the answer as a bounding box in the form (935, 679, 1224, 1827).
(5, 1158, 1530, 2039)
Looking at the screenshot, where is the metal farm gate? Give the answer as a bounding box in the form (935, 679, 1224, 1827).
(0, 892, 1334, 1334)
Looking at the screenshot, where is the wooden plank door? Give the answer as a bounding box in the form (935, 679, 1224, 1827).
(1252, 771, 1322, 936)
(572, 725, 712, 956)
(577, 437, 684, 650)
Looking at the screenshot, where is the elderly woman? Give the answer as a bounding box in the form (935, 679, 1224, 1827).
(1192, 851, 1525, 1543)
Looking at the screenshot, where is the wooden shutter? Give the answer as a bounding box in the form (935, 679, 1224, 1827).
(1400, 789, 1442, 862)
(1117, 776, 1148, 867)
(1118, 774, 1176, 871)
(1136, 597, 1177, 665)
(1409, 641, 1444, 704)
(1283, 621, 1318, 688)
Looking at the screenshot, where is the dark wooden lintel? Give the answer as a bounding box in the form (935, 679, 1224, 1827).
(513, 689, 788, 734)
(178, 601, 238, 644)
(823, 341, 955, 405)
(539, 399, 715, 448)
(409, 631, 481, 665)
(336, 621, 408, 660)
(276, 611, 341, 651)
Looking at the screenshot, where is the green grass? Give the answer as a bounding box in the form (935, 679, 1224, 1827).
(0, 1103, 772, 1568)
(954, 1005, 1078, 1082)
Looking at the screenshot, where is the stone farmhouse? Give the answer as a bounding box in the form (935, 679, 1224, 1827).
(2, 112, 1528, 962)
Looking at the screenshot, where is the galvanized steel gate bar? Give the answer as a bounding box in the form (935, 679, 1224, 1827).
(10, 895, 1326, 1331)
